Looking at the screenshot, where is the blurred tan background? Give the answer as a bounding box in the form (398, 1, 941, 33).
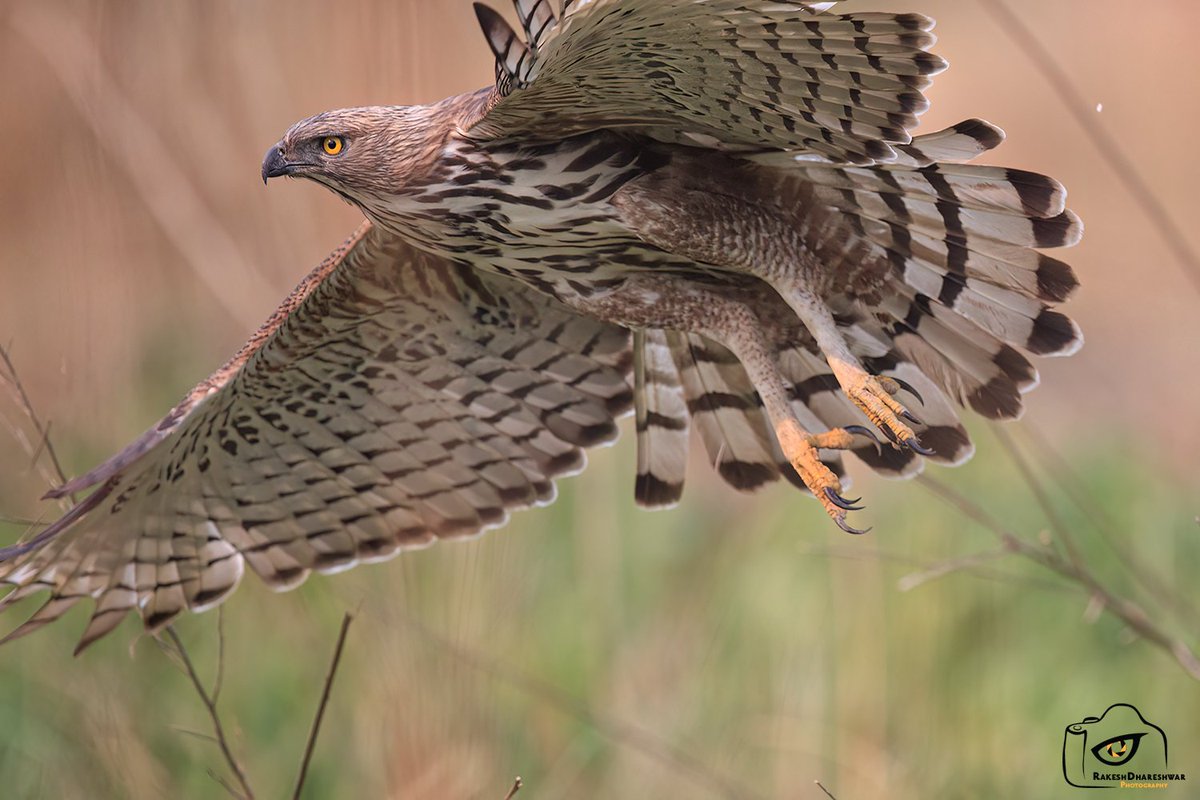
(0, 2, 1197, 799)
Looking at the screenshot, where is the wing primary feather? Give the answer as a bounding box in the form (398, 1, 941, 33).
(512, 0, 557, 51)
(470, 2, 948, 163)
(474, 3, 531, 95)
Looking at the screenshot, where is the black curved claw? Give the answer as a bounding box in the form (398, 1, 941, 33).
(888, 377, 925, 406)
(903, 436, 936, 456)
(842, 425, 882, 444)
(835, 516, 873, 536)
(824, 487, 865, 511)
(842, 424, 883, 455)
(900, 409, 924, 427)
(879, 425, 901, 446)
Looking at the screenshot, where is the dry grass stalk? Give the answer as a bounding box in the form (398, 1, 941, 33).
(162, 621, 257, 800)
(292, 612, 355, 800)
(916, 472, 1200, 681)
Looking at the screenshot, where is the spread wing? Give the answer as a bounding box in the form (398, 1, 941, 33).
(0, 223, 633, 652)
(467, 0, 947, 164)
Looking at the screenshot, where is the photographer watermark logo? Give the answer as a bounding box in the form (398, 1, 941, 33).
(1062, 703, 1187, 789)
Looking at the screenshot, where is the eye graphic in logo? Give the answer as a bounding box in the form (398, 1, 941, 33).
(1062, 704, 1169, 789)
(1091, 733, 1145, 767)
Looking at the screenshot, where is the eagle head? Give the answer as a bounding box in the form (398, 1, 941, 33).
(262, 106, 430, 201)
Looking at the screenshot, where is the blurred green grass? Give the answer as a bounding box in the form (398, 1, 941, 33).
(1, 391, 1196, 798)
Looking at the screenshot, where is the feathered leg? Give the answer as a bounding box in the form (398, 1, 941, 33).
(578, 277, 872, 533)
(773, 282, 930, 453)
(613, 169, 930, 456)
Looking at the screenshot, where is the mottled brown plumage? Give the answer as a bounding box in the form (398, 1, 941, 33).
(2, 0, 1080, 650)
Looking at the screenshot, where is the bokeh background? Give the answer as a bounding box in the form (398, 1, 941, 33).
(1, 1, 1198, 797)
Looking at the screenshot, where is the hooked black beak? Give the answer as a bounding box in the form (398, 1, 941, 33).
(261, 144, 291, 184)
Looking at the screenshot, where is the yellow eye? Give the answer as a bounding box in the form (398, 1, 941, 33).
(321, 137, 344, 156)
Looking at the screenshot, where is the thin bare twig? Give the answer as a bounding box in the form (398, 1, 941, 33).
(995, 428, 1200, 677)
(27, 421, 54, 479)
(815, 780, 839, 800)
(0, 345, 71, 502)
(291, 613, 354, 800)
(978, 0, 1200, 295)
(897, 547, 1014, 593)
(915, 476, 1035, 556)
(169, 726, 221, 746)
(209, 770, 245, 800)
(800, 544, 1071, 594)
(0, 513, 48, 528)
(917, 476, 1200, 681)
(503, 777, 523, 800)
(213, 607, 228, 704)
(163, 627, 256, 800)
(992, 428, 1085, 569)
(1017, 423, 1199, 626)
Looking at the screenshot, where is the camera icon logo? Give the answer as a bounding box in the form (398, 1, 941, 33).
(1062, 704, 1169, 789)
